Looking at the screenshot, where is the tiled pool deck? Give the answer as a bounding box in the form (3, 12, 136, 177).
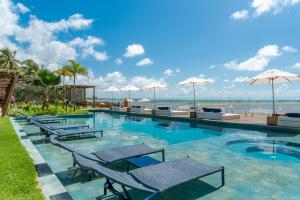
(12, 113, 300, 200)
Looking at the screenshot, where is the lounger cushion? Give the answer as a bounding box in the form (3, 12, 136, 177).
(129, 157, 223, 192)
(202, 108, 222, 113)
(157, 107, 170, 110)
(93, 144, 159, 163)
(286, 113, 300, 118)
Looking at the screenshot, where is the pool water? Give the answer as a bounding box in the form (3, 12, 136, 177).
(21, 112, 300, 200)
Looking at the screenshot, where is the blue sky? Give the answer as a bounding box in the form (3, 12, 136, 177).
(1, 0, 300, 99)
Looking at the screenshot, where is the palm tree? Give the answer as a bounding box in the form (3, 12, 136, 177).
(55, 66, 72, 110)
(33, 68, 61, 109)
(22, 59, 39, 75)
(64, 60, 87, 110)
(0, 48, 21, 70)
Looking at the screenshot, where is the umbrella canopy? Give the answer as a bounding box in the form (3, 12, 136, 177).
(104, 86, 119, 104)
(104, 86, 120, 92)
(178, 77, 214, 111)
(244, 68, 300, 114)
(143, 82, 167, 108)
(138, 98, 151, 103)
(178, 77, 214, 87)
(121, 85, 140, 91)
(121, 85, 140, 107)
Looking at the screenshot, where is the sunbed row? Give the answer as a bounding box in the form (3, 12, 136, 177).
(112, 105, 241, 120)
(27, 115, 225, 200)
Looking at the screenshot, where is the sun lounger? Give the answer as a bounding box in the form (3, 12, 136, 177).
(49, 135, 164, 165)
(73, 153, 224, 200)
(196, 108, 240, 120)
(46, 123, 89, 130)
(130, 106, 152, 114)
(154, 106, 189, 117)
(17, 112, 67, 123)
(278, 113, 300, 128)
(111, 105, 127, 112)
(31, 120, 102, 138)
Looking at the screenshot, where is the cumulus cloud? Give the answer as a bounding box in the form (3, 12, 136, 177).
(0, 0, 108, 71)
(224, 45, 283, 71)
(252, 0, 300, 16)
(231, 0, 300, 19)
(136, 57, 154, 66)
(124, 44, 145, 57)
(130, 76, 166, 89)
(282, 46, 297, 53)
(231, 10, 249, 20)
(292, 62, 300, 68)
(16, 3, 30, 13)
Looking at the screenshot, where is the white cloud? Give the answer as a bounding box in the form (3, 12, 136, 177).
(232, 76, 249, 83)
(130, 76, 166, 89)
(16, 3, 30, 13)
(163, 69, 173, 77)
(136, 57, 154, 66)
(292, 62, 300, 68)
(0, 0, 19, 37)
(0, 0, 108, 71)
(209, 65, 216, 69)
(175, 68, 180, 73)
(124, 44, 145, 57)
(282, 46, 298, 53)
(231, 10, 249, 20)
(115, 58, 123, 65)
(224, 79, 230, 82)
(232, 0, 300, 19)
(69, 36, 108, 61)
(224, 45, 281, 71)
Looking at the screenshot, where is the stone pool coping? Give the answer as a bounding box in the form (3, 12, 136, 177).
(89, 109, 300, 134)
(10, 118, 73, 200)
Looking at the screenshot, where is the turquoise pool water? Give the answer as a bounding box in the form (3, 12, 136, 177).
(21, 112, 300, 200)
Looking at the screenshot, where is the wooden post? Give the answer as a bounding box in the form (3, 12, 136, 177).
(93, 86, 96, 108)
(2, 75, 18, 116)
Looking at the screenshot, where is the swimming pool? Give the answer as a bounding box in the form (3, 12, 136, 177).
(20, 112, 300, 200)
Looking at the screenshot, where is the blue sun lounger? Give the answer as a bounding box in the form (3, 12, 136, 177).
(73, 152, 224, 200)
(31, 120, 103, 138)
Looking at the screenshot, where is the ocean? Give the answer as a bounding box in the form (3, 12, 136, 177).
(93, 99, 300, 114)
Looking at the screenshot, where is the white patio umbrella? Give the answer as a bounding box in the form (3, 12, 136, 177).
(144, 82, 167, 108)
(244, 68, 300, 114)
(121, 85, 140, 107)
(178, 77, 214, 111)
(138, 98, 151, 103)
(104, 86, 119, 104)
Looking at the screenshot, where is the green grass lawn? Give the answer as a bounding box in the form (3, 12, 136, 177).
(0, 117, 44, 200)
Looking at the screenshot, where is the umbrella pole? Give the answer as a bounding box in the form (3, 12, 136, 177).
(154, 88, 156, 108)
(272, 79, 275, 114)
(193, 83, 196, 112)
(128, 90, 130, 107)
(112, 92, 114, 105)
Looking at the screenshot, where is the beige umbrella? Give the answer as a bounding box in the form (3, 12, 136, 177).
(104, 86, 119, 104)
(121, 85, 140, 107)
(144, 82, 167, 108)
(244, 68, 300, 114)
(178, 77, 214, 111)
